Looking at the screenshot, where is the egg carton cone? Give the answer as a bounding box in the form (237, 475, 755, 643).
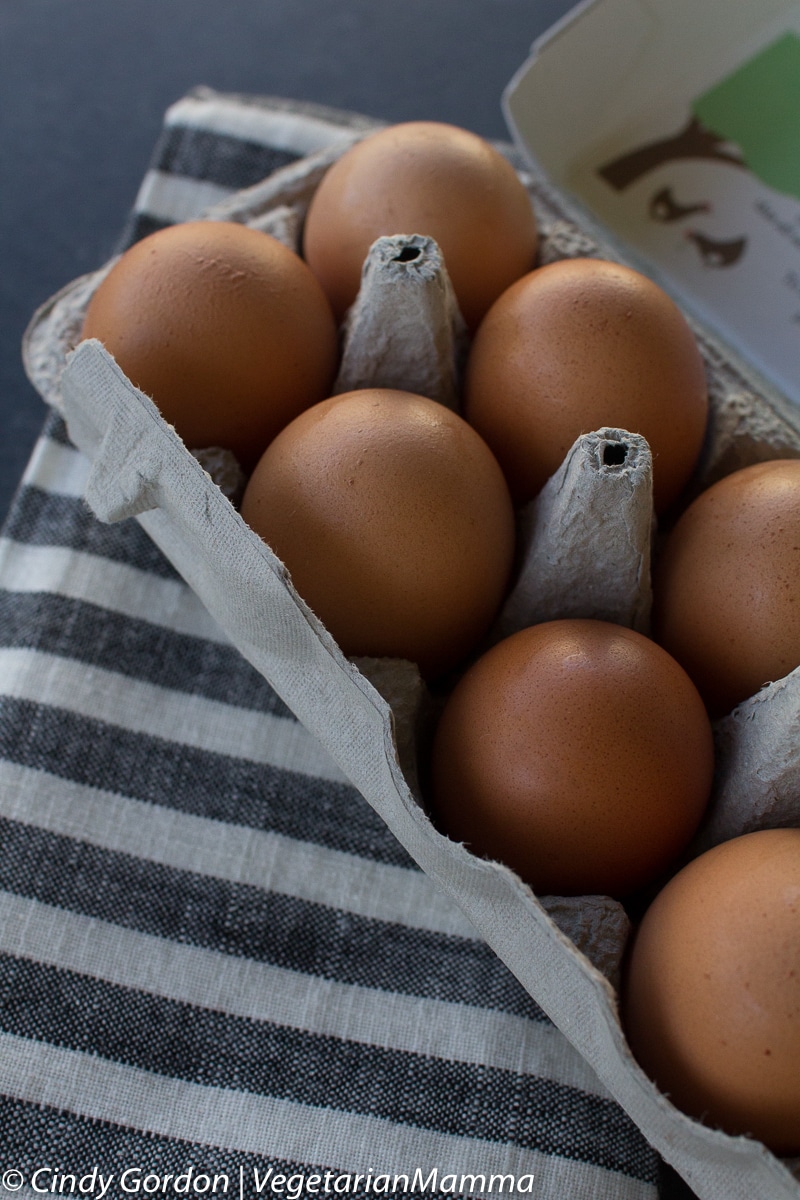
(692, 670, 800, 853)
(21, 129, 800, 1200)
(334, 233, 468, 409)
(492, 427, 654, 642)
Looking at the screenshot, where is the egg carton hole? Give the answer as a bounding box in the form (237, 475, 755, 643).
(603, 441, 629, 467)
(393, 246, 422, 263)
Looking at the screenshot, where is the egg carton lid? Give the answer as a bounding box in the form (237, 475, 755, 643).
(504, 0, 800, 424)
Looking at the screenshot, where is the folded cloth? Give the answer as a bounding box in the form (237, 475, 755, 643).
(0, 89, 661, 1200)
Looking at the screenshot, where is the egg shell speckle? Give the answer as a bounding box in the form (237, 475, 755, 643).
(623, 828, 800, 1155)
(431, 619, 714, 897)
(81, 220, 339, 470)
(302, 121, 538, 330)
(654, 458, 800, 717)
(464, 257, 709, 512)
(240, 388, 516, 680)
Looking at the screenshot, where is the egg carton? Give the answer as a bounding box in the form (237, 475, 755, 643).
(22, 132, 800, 1200)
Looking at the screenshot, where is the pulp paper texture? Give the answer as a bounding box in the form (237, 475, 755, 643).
(493, 427, 653, 642)
(334, 233, 467, 409)
(22, 128, 800, 1200)
(697, 671, 800, 852)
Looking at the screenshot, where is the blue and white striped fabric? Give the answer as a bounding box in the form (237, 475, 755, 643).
(0, 89, 663, 1200)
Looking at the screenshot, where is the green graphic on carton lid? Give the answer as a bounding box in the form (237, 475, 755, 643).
(692, 32, 800, 203)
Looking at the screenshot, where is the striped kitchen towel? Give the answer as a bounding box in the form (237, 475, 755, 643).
(0, 88, 663, 1200)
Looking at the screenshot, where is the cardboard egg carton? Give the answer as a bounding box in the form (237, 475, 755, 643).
(23, 131, 800, 1200)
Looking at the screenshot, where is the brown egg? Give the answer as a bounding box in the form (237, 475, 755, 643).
(81, 220, 339, 470)
(653, 458, 800, 717)
(430, 619, 713, 897)
(302, 121, 538, 330)
(240, 388, 515, 679)
(623, 829, 800, 1155)
(463, 258, 709, 512)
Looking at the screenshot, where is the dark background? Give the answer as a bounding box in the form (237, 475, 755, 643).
(0, 8, 698, 1195)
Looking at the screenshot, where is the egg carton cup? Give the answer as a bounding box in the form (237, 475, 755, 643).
(22, 132, 800, 1200)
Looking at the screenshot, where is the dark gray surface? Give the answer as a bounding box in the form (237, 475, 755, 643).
(1, 0, 577, 522)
